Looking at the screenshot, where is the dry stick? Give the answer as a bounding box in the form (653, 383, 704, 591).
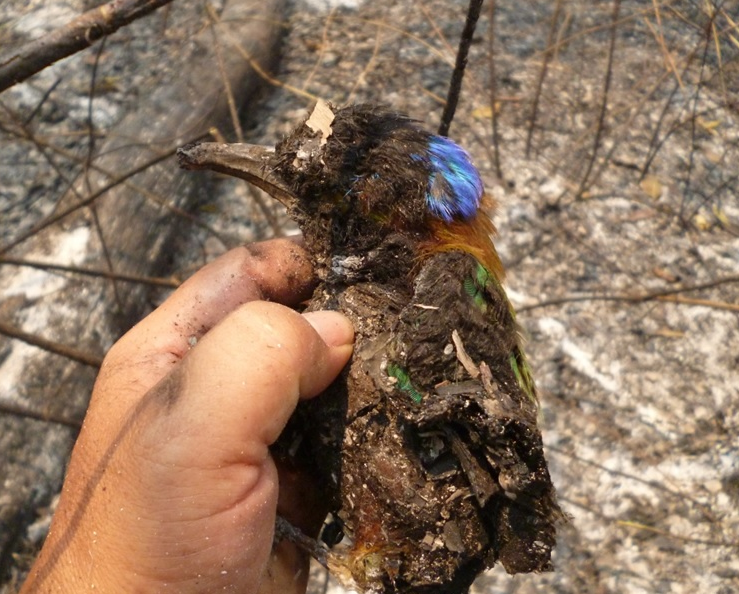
(302, 8, 336, 93)
(548, 54, 675, 178)
(680, 19, 714, 224)
(0, 320, 103, 368)
(420, 3, 456, 56)
(207, 4, 243, 143)
(332, 13, 492, 110)
(338, 16, 456, 68)
(206, 6, 284, 238)
(525, 0, 563, 158)
(530, 217, 736, 313)
(0, 256, 180, 288)
(225, 34, 317, 102)
(652, 15, 733, 208)
(547, 12, 652, 180)
(416, 85, 446, 106)
(575, 0, 621, 198)
(646, 0, 684, 89)
(487, 0, 502, 178)
(5, 114, 231, 247)
(660, 295, 739, 312)
(6, 119, 230, 245)
(590, 41, 697, 192)
(0, 143, 189, 255)
(438, 0, 484, 137)
(84, 37, 125, 313)
(22, 136, 169, 295)
(639, 80, 683, 181)
(548, 444, 726, 532)
(617, 520, 737, 548)
(23, 77, 62, 125)
(346, 23, 383, 105)
(30, 131, 86, 206)
(542, 6, 645, 60)
(0, 0, 175, 93)
(553, 10, 571, 61)
(518, 274, 739, 313)
(416, 4, 494, 111)
(552, 440, 728, 529)
(709, 3, 729, 105)
(0, 400, 83, 430)
(551, 22, 706, 192)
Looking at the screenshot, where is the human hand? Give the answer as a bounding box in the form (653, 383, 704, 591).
(21, 239, 354, 594)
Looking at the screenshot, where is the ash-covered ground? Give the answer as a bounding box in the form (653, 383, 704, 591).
(1, 0, 737, 592)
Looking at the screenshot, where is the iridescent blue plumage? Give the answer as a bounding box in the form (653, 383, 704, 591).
(424, 136, 484, 222)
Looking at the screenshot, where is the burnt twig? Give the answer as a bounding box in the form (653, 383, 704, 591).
(0, 256, 180, 288)
(525, 0, 563, 158)
(0, 0, 175, 93)
(518, 274, 739, 313)
(0, 320, 103, 368)
(487, 0, 502, 178)
(438, 0, 484, 137)
(575, 0, 621, 198)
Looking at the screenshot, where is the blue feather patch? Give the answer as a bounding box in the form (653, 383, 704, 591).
(424, 136, 483, 222)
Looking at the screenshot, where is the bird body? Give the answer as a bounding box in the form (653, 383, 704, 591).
(179, 102, 560, 593)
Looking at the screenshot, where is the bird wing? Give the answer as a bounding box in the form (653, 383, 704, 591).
(389, 250, 561, 574)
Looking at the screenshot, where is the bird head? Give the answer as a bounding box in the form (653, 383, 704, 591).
(178, 102, 487, 262)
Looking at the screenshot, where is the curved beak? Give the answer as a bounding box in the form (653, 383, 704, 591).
(177, 142, 295, 207)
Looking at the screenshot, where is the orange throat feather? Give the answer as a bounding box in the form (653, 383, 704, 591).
(422, 194, 505, 282)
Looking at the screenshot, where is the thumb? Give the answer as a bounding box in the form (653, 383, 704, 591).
(171, 302, 354, 450)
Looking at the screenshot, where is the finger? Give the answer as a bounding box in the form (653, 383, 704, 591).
(127, 238, 314, 356)
(98, 239, 315, 406)
(150, 303, 354, 458)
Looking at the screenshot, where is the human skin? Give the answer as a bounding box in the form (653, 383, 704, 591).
(20, 239, 354, 594)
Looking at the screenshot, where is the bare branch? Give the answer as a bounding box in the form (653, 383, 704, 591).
(0, 256, 181, 288)
(0, 320, 104, 368)
(575, 0, 621, 198)
(518, 275, 739, 313)
(438, 0, 484, 137)
(0, 400, 83, 430)
(526, 0, 563, 158)
(487, 0, 502, 178)
(0, 143, 184, 255)
(0, 0, 175, 94)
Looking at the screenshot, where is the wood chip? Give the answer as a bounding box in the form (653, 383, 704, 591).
(451, 329, 479, 379)
(305, 98, 334, 145)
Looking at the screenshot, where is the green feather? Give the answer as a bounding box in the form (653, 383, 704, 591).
(387, 363, 423, 403)
(465, 259, 538, 404)
(475, 262, 491, 286)
(463, 276, 477, 299)
(510, 349, 537, 404)
(464, 262, 494, 313)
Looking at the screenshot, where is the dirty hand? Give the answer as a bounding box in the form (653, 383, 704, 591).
(21, 239, 354, 594)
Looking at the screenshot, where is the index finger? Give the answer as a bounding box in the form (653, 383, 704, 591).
(100, 238, 315, 401)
